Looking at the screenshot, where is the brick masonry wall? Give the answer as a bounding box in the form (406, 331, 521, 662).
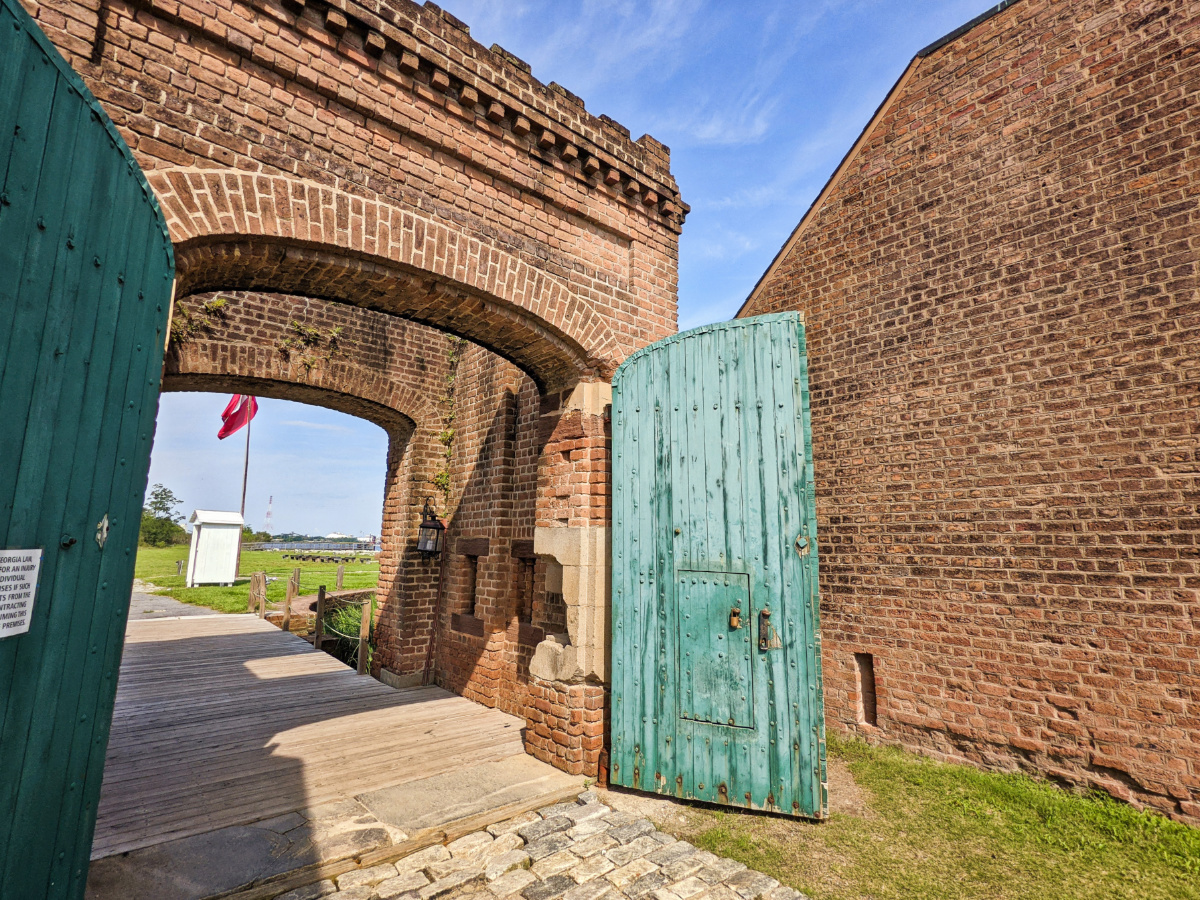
(430, 345, 608, 774)
(165, 290, 609, 775)
(23, 0, 682, 386)
(742, 0, 1200, 821)
(22, 0, 684, 779)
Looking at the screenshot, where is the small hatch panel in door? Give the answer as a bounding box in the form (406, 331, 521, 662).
(677, 571, 753, 728)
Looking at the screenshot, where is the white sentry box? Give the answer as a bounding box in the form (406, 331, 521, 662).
(185, 510, 244, 587)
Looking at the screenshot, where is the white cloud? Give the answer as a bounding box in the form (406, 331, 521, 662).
(685, 226, 758, 262)
(279, 420, 352, 433)
(656, 96, 779, 146)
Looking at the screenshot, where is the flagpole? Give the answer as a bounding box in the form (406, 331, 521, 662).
(236, 406, 252, 577)
(241, 411, 251, 517)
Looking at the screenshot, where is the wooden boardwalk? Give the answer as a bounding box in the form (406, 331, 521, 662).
(92, 614, 530, 860)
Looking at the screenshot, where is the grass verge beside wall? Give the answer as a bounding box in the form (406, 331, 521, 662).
(672, 736, 1199, 900)
(134, 546, 380, 614)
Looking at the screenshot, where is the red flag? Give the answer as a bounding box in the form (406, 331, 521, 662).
(218, 395, 258, 439)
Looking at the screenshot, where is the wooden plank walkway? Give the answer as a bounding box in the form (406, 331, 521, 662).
(92, 614, 528, 860)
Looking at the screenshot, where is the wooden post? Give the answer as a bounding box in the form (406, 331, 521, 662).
(257, 577, 266, 618)
(282, 568, 299, 633)
(176, 559, 184, 576)
(336, 563, 345, 591)
(247, 572, 264, 613)
(314, 585, 326, 649)
(281, 585, 292, 633)
(357, 598, 370, 675)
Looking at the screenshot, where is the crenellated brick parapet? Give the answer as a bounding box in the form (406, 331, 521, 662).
(24, 0, 687, 230)
(297, 0, 689, 228)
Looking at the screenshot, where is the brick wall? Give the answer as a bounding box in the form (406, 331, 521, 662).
(742, 0, 1200, 821)
(23, 0, 682, 385)
(23, 0, 684, 780)
(429, 345, 608, 774)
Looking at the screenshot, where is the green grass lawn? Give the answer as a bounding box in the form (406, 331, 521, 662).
(669, 737, 1200, 900)
(135, 545, 380, 614)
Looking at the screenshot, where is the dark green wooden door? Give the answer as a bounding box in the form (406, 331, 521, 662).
(0, 0, 174, 896)
(611, 313, 826, 817)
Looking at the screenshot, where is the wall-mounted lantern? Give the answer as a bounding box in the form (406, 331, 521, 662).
(416, 498, 445, 556)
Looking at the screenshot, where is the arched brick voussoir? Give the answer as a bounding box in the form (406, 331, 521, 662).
(164, 340, 433, 439)
(149, 169, 623, 392)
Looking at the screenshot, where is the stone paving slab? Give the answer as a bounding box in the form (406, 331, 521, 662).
(128, 584, 220, 618)
(286, 792, 809, 900)
(87, 756, 581, 900)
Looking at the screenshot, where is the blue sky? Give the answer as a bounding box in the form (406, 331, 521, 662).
(146, 394, 389, 537)
(436, 0, 992, 328)
(147, 0, 992, 535)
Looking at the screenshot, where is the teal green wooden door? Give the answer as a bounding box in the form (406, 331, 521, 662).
(0, 0, 174, 896)
(611, 313, 826, 817)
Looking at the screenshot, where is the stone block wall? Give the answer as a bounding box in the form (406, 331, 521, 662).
(742, 0, 1200, 821)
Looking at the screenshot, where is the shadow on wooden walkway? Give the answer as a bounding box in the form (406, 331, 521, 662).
(87, 614, 581, 900)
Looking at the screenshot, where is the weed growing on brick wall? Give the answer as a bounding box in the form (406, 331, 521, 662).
(275, 319, 345, 372)
(169, 295, 227, 344)
(432, 337, 466, 508)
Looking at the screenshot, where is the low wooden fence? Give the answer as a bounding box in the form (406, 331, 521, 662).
(247, 568, 373, 674)
(279, 553, 374, 563)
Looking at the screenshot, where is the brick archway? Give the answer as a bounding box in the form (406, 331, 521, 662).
(163, 290, 462, 680)
(153, 169, 621, 392)
(24, 0, 687, 782)
(165, 337, 436, 436)
(161, 288, 615, 774)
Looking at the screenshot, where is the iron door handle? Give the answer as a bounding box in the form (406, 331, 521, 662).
(758, 608, 774, 651)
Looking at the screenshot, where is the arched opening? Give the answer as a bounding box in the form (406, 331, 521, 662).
(135, 389, 394, 639)
(91, 290, 592, 890)
(152, 168, 626, 393)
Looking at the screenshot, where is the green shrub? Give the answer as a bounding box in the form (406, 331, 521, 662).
(321, 601, 374, 671)
(139, 511, 187, 546)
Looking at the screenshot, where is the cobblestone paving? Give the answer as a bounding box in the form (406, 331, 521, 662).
(279, 793, 808, 900)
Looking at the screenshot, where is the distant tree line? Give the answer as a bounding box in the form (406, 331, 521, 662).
(139, 484, 187, 546)
(139, 483, 271, 546)
(270, 532, 363, 543)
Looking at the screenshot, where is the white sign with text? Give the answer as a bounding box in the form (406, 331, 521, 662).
(0, 549, 43, 638)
